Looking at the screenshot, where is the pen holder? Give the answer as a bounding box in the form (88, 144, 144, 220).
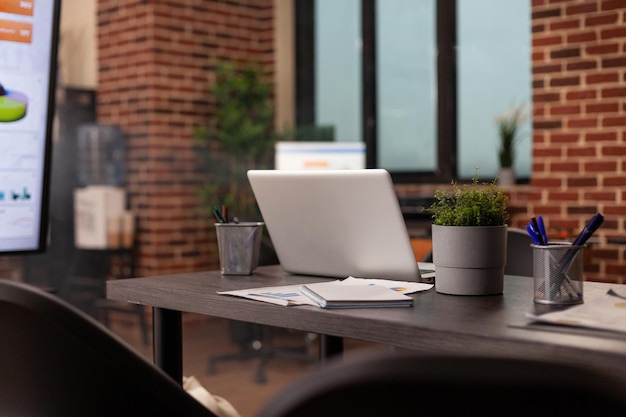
(532, 242, 585, 305)
(215, 222, 264, 275)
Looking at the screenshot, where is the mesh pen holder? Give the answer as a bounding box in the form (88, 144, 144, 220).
(215, 222, 264, 275)
(532, 242, 585, 305)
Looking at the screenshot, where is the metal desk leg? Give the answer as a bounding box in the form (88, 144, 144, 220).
(153, 307, 182, 384)
(319, 334, 343, 364)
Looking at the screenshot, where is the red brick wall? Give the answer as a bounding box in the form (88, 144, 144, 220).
(511, 0, 626, 282)
(97, 0, 274, 277)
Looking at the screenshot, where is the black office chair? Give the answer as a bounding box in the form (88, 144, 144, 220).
(505, 226, 535, 276)
(256, 350, 626, 417)
(0, 278, 217, 417)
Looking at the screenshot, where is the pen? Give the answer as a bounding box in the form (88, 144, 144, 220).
(526, 224, 541, 245)
(531, 217, 545, 245)
(572, 213, 604, 246)
(221, 204, 228, 223)
(537, 215, 548, 245)
(213, 205, 227, 223)
(550, 213, 604, 298)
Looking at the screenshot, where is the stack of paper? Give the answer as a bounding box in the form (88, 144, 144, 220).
(217, 276, 432, 307)
(300, 280, 413, 309)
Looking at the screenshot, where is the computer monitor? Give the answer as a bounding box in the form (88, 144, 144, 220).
(275, 142, 366, 170)
(0, 0, 61, 254)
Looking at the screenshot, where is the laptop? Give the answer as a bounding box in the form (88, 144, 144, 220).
(248, 169, 432, 282)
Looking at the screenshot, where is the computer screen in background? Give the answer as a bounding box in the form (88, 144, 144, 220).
(275, 142, 366, 170)
(0, 0, 61, 254)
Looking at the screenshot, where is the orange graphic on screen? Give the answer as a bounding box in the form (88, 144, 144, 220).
(0, 83, 28, 122)
(0, 19, 33, 44)
(0, 0, 34, 17)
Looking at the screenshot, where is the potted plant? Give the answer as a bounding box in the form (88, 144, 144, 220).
(194, 61, 281, 266)
(427, 175, 509, 295)
(495, 104, 527, 186)
(194, 61, 277, 220)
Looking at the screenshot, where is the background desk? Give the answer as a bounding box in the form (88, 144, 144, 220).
(107, 265, 626, 384)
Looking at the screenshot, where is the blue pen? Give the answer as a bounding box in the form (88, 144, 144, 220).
(537, 215, 548, 245)
(531, 217, 545, 245)
(551, 213, 604, 299)
(526, 224, 541, 245)
(572, 213, 604, 246)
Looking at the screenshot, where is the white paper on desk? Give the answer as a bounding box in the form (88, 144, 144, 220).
(525, 289, 626, 334)
(217, 277, 433, 307)
(218, 285, 319, 306)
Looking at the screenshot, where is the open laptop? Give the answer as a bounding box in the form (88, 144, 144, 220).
(248, 169, 433, 282)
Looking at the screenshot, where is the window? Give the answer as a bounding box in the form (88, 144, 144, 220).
(376, 0, 437, 173)
(295, 0, 531, 182)
(315, 0, 362, 143)
(457, 0, 532, 179)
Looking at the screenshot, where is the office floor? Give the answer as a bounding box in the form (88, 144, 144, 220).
(108, 314, 383, 417)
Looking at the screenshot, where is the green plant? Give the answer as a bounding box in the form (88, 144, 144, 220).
(496, 104, 527, 168)
(194, 61, 277, 219)
(427, 174, 509, 226)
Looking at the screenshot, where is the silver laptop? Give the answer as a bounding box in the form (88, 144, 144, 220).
(248, 169, 424, 282)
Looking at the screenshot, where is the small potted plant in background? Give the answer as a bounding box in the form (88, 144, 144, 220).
(194, 61, 281, 266)
(194, 61, 277, 220)
(427, 174, 509, 295)
(496, 104, 527, 186)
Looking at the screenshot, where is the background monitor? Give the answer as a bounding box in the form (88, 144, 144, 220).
(0, 0, 61, 254)
(275, 142, 366, 170)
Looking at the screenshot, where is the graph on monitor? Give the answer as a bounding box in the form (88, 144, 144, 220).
(0, 0, 60, 254)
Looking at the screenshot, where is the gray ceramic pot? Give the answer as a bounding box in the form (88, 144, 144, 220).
(432, 224, 507, 295)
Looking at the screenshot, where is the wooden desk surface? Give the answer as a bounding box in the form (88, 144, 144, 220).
(107, 265, 626, 379)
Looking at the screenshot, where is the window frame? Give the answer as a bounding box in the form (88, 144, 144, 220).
(295, 0, 457, 183)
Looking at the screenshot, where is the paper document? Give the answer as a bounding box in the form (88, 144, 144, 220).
(218, 284, 318, 306)
(218, 277, 433, 307)
(526, 289, 626, 334)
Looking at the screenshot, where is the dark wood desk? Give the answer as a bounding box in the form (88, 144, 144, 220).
(107, 265, 626, 384)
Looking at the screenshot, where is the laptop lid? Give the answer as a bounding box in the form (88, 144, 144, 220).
(247, 169, 421, 281)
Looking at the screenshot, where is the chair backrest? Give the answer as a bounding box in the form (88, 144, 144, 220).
(0, 279, 215, 417)
(255, 350, 626, 417)
(505, 226, 535, 276)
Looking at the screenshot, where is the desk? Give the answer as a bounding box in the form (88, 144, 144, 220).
(107, 265, 626, 384)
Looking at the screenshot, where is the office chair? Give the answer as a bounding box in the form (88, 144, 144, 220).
(505, 226, 535, 276)
(256, 350, 626, 417)
(0, 279, 217, 417)
(60, 245, 150, 346)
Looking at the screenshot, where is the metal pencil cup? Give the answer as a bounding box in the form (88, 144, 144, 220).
(215, 222, 264, 275)
(532, 243, 585, 305)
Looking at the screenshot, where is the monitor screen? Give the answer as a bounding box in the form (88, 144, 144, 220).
(0, 0, 60, 254)
(275, 142, 366, 170)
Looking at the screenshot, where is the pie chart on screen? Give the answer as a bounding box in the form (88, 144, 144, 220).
(0, 83, 28, 123)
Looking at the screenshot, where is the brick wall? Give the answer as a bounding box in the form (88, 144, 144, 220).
(509, 0, 626, 283)
(97, 0, 274, 277)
